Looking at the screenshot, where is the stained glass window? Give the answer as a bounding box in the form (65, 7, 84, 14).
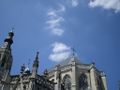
(63, 75, 71, 90)
(79, 73, 88, 90)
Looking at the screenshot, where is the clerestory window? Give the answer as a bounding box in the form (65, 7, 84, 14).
(63, 75, 71, 90)
(79, 73, 88, 90)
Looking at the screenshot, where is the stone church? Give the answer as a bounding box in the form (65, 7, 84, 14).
(0, 31, 54, 90)
(47, 56, 107, 90)
(0, 31, 107, 90)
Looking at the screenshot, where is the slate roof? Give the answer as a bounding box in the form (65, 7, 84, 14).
(48, 56, 81, 72)
(59, 56, 81, 66)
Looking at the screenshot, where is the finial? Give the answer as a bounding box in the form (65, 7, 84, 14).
(9, 27, 14, 37)
(101, 71, 106, 76)
(11, 27, 14, 31)
(37, 51, 39, 56)
(7, 28, 14, 37)
(20, 64, 25, 74)
(92, 62, 95, 65)
(35, 51, 39, 60)
(71, 47, 76, 57)
(44, 69, 48, 76)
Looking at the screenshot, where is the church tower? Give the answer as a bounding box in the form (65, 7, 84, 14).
(0, 31, 14, 81)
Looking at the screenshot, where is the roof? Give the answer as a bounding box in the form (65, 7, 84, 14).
(48, 56, 81, 72)
(59, 56, 81, 66)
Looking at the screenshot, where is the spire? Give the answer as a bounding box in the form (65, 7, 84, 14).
(0, 30, 14, 82)
(33, 52, 39, 68)
(32, 52, 39, 77)
(71, 48, 76, 57)
(70, 48, 77, 62)
(2, 30, 14, 49)
(35, 52, 39, 61)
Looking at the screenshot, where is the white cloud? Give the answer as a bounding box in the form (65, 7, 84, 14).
(52, 42, 70, 53)
(71, 0, 79, 7)
(89, 0, 120, 13)
(49, 52, 71, 62)
(46, 16, 64, 28)
(46, 4, 66, 36)
(47, 11, 57, 18)
(67, 0, 79, 7)
(57, 4, 66, 12)
(49, 42, 71, 62)
(52, 28, 64, 36)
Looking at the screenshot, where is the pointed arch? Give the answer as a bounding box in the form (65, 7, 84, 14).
(62, 74, 71, 90)
(79, 73, 88, 90)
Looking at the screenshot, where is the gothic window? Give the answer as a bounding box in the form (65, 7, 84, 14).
(63, 75, 71, 90)
(79, 73, 88, 90)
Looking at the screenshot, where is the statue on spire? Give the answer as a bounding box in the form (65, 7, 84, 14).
(2, 29, 14, 49)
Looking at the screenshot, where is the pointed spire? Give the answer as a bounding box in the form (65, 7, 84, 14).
(71, 48, 76, 57)
(33, 52, 39, 69)
(70, 47, 77, 61)
(35, 52, 39, 61)
(32, 52, 39, 77)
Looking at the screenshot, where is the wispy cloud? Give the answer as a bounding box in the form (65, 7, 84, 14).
(71, 0, 79, 7)
(49, 42, 71, 62)
(89, 0, 120, 13)
(46, 4, 66, 36)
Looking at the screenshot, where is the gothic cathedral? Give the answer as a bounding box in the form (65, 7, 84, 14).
(0, 31, 107, 90)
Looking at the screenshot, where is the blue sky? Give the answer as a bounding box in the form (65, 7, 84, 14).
(0, 0, 120, 90)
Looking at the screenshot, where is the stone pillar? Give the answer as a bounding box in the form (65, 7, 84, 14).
(29, 78, 35, 90)
(54, 65, 61, 90)
(101, 74, 107, 90)
(90, 67, 97, 90)
(87, 72, 92, 90)
(71, 60, 76, 90)
(20, 74, 23, 90)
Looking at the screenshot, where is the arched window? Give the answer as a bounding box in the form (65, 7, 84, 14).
(62, 75, 71, 90)
(79, 73, 88, 90)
